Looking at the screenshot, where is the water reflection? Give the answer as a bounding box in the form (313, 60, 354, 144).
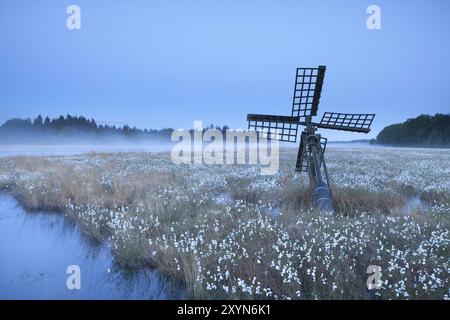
(0, 193, 181, 300)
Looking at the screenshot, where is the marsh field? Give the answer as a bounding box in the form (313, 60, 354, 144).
(0, 146, 449, 300)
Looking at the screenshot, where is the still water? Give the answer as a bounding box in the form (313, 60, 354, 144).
(0, 193, 180, 299)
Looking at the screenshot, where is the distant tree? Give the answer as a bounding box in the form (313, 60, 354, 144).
(122, 125, 131, 134)
(375, 113, 450, 147)
(33, 115, 43, 127)
(1, 118, 33, 129)
(89, 119, 97, 130)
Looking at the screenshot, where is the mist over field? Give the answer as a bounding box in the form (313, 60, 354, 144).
(0, 143, 174, 158)
(0, 129, 173, 146)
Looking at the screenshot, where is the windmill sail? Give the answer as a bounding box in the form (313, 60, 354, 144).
(317, 112, 375, 133)
(291, 66, 326, 119)
(247, 114, 299, 142)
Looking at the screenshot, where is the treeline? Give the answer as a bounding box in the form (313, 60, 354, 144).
(0, 114, 231, 144)
(373, 113, 450, 147)
(0, 114, 174, 137)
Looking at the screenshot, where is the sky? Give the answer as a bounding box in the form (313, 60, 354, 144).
(0, 0, 449, 140)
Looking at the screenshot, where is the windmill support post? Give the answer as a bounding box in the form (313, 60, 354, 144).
(309, 142, 333, 213)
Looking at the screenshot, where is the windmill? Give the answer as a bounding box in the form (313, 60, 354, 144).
(247, 66, 375, 213)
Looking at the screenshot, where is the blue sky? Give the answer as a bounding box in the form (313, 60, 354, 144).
(0, 0, 449, 140)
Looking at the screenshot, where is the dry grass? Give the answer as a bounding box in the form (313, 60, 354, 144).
(332, 187, 406, 217)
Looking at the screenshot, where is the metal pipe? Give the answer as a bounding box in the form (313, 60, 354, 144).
(309, 143, 334, 213)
